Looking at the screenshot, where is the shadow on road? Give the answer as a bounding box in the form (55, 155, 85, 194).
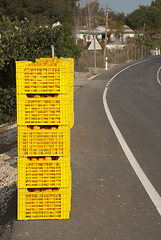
(0, 190, 17, 240)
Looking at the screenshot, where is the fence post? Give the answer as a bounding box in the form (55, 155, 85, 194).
(127, 46, 129, 62)
(105, 57, 108, 70)
(51, 45, 54, 58)
(141, 46, 143, 58)
(94, 36, 96, 74)
(138, 47, 140, 59)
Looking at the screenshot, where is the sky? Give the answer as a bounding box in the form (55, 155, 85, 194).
(79, 0, 153, 15)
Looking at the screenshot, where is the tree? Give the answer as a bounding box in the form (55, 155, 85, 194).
(56, 23, 81, 59)
(109, 11, 125, 34)
(0, 0, 79, 24)
(109, 11, 125, 25)
(151, 0, 161, 9)
(78, 0, 105, 28)
(125, 5, 161, 32)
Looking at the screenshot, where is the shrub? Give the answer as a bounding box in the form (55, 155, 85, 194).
(0, 16, 81, 88)
(0, 87, 16, 124)
(0, 17, 81, 124)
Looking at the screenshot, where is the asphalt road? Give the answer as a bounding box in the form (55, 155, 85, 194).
(4, 57, 161, 239)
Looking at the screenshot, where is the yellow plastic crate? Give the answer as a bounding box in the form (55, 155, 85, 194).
(69, 89, 74, 102)
(17, 156, 71, 188)
(35, 58, 74, 73)
(18, 187, 71, 220)
(69, 91, 74, 128)
(69, 169, 72, 212)
(17, 125, 70, 156)
(17, 94, 70, 126)
(70, 112, 74, 129)
(16, 58, 74, 94)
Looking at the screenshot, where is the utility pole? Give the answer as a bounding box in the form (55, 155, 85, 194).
(86, 2, 91, 40)
(94, 35, 96, 74)
(143, 7, 148, 34)
(104, 4, 109, 65)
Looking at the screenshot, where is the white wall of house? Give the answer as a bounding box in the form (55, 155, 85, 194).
(76, 25, 135, 44)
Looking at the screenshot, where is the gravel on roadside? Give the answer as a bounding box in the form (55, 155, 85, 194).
(0, 122, 17, 219)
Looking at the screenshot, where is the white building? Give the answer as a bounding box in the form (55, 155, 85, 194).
(76, 25, 135, 43)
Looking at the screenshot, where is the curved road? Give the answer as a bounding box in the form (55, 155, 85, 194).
(8, 57, 161, 240)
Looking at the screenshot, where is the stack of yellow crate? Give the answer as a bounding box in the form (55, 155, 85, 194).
(16, 57, 74, 220)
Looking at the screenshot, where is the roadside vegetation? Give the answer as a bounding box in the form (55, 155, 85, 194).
(0, 0, 81, 124)
(0, 0, 161, 124)
(125, 0, 161, 48)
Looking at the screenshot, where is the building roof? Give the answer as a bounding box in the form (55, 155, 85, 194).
(76, 25, 135, 35)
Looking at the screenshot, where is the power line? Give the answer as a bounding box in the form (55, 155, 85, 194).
(108, 6, 161, 16)
(108, 7, 122, 15)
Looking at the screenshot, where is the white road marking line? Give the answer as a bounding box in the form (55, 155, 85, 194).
(157, 66, 161, 86)
(103, 59, 161, 216)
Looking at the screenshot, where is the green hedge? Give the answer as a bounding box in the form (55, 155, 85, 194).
(0, 16, 81, 88)
(0, 16, 81, 124)
(0, 87, 16, 124)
